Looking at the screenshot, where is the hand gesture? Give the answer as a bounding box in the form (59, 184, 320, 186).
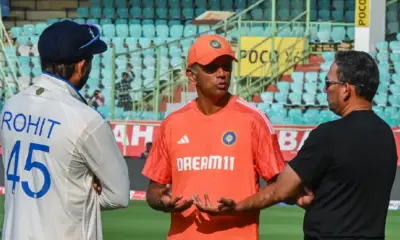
(93, 176, 102, 195)
(159, 184, 194, 213)
(296, 187, 314, 208)
(193, 194, 237, 216)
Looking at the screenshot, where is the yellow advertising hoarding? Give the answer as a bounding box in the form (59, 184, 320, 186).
(355, 0, 370, 27)
(235, 37, 305, 77)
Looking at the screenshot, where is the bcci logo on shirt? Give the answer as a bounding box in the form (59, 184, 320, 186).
(222, 131, 236, 146)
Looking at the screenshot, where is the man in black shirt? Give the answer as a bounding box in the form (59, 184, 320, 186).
(193, 51, 398, 240)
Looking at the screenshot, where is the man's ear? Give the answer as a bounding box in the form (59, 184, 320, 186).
(343, 83, 352, 102)
(186, 68, 197, 85)
(75, 59, 86, 77)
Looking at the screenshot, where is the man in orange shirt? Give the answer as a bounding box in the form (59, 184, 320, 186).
(142, 34, 287, 240)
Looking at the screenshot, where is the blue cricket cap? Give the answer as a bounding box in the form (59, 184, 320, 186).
(38, 20, 107, 63)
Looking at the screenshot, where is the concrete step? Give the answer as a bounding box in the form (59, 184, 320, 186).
(8, 10, 26, 20)
(11, 0, 88, 10)
(3, 19, 46, 29)
(10, 1, 35, 10)
(8, 9, 70, 21)
(295, 64, 321, 72)
(27, 10, 68, 21)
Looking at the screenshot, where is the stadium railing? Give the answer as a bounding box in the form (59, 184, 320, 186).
(110, 0, 313, 120)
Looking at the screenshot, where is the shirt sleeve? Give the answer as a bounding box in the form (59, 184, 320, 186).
(288, 125, 331, 189)
(253, 114, 286, 182)
(78, 117, 130, 209)
(141, 120, 171, 185)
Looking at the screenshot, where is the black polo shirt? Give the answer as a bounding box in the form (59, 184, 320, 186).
(289, 110, 398, 240)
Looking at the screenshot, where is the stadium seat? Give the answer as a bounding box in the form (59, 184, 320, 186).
(47, 18, 59, 25)
(31, 56, 40, 66)
(100, 19, 112, 26)
(377, 83, 388, 95)
(156, 24, 169, 38)
(289, 92, 302, 105)
(182, 8, 194, 20)
(390, 53, 400, 63)
(317, 93, 328, 106)
(23, 24, 35, 37)
(390, 84, 400, 95)
(90, 7, 102, 18)
(305, 72, 318, 82)
(142, 25, 156, 38)
(390, 41, 400, 53)
(86, 18, 99, 25)
(195, 8, 207, 17)
(389, 95, 400, 107)
(77, 7, 89, 18)
(273, 92, 287, 105)
(346, 26, 355, 40)
(318, 9, 330, 21)
(345, 10, 355, 22)
(116, 24, 129, 38)
(129, 24, 142, 38)
(10, 27, 22, 38)
(32, 66, 42, 77)
(331, 27, 346, 42)
(387, 22, 399, 34)
(115, 0, 127, 7)
(291, 72, 304, 82)
(155, 8, 167, 18)
(333, 0, 345, 9)
(303, 93, 316, 106)
(376, 41, 389, 52)
(170, 25, 184, 39)
(377, 52, 389, 63)
(20, 65, 31, 77)
(18, 56, 30, 66)
(304, 82, 317, 94)
(117, 7, 129, 18)
(74, 18, 86, 24)
(116, 18, 129, 25)
(143, 0, 155, 7)
(16, 36, 29, 46)
(260, 92, 274, 104)
(143, 7, 155, 18)
(320, 62, 332, 72)
(102, 24, 116, 37)
(130, 7, 141, 18)
(35, 23, 48, 35)
(167, 8, 179, 19)
(374, 94, 388, 107)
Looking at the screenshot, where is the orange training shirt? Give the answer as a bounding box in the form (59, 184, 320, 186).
(142, 95, 286, 240)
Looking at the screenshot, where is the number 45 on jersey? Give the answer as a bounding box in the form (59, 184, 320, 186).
(6, 140, 51, 199)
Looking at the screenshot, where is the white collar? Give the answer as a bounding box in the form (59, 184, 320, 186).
(35, 73, 87, 104)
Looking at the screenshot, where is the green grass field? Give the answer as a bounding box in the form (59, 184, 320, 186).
(100, 201, 400, 240)
(0, 199, 399, 239)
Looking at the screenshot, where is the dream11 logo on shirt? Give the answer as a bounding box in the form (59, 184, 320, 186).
(176, 155, 235, 172)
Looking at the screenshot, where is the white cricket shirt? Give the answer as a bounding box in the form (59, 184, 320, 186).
(0, 73, 130, 240)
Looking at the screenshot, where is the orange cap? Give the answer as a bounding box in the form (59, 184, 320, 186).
(187, 34, 237, 67)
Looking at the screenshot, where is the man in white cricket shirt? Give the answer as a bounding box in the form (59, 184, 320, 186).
(0, 20, 130, 240)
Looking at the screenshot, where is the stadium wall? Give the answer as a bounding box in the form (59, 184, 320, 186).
(0, 156, 399, 210)
(108, 121, 400, 166)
